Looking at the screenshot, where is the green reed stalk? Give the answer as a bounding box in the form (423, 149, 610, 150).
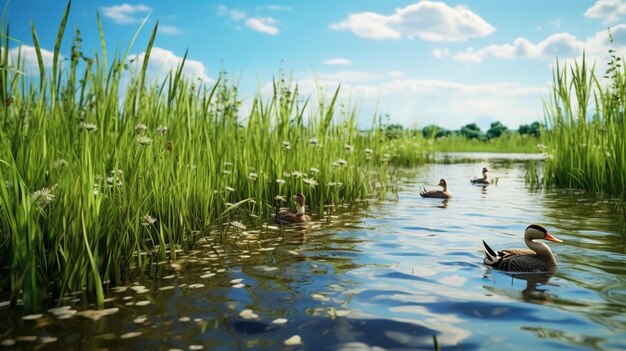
(542, 42, 625, 194)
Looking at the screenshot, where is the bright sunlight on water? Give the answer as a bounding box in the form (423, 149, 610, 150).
(1, 155, 625, 350)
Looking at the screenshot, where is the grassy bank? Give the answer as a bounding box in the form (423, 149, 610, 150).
(541, 37, 626, 195)
(430, 134, 540, 153)
(0, 7, 432, 311)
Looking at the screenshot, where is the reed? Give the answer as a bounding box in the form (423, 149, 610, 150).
(0, 6, 430, 310)
(542, 33, 626, 195)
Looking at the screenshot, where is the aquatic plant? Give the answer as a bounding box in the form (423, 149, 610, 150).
(542, 30, 626, 195)
(0, 4, 430, 310)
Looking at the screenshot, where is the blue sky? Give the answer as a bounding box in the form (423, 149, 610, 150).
(4, 0, 626, 129)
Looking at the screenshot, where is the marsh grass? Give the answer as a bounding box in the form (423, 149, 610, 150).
(541, 36, 625, 195)
(0, 5, 431, 310)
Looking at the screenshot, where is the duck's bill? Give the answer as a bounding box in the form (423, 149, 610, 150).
(545, 232, 563, 243)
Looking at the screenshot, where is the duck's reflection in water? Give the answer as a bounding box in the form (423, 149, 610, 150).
(483, 271, 555, 304)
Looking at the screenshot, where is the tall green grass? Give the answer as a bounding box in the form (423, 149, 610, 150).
(542, 35, 625, 195)
(0, 6, 433, 311)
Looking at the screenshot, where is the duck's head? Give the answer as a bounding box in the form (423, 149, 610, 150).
(525, 224, 563, 242)
(482, 167, 489, 174)
(293, 193, 306, 207)
(438, 179, 447, 187)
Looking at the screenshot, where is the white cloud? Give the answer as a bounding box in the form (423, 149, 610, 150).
(584, 0, 626, 24)
(217, 5, 246, 20)
(245, 17, 280, 35)
(454, 33, 584, 63)
(7, 45, 58, 75)
(329, 1, 495, 42)
(230, 9, 247, 21)
(218, 5, 280, 35)
(128, 47, 211, 82)
(101, 3, 152, 25)
(159, 25, 182, 35)
(432, 48, 450, 58)
(453, 25, 626, 63)
(330, 12, 401, 40)
(324, 58, 352, 65)
(255, 70, 546, 129)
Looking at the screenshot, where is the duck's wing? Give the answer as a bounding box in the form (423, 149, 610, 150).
(275, 209, 295, 224)
(499, 254, 549, 272)
(483, 242, 548, 272)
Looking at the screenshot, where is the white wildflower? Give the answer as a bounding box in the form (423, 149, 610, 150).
(141, 214, 157, 226)
(303, 178, 318, 187)
(291, 171, 303, 178)
(31, 186, 56, 208)
(275, 195, 287, 202)
(364, 148, 373, 155)
(247, 172, 258, 181)
(276, 178, 286, 185)
(134, 123, 148, 134)
(282, 141, 291, 149)
(309, 137, 319, 146)
(136, 135, 153, 146)
(156, 125, 168, 135)
(80, 122, 98, 132)
(309, 167, 320, 173)
(344, 144, 354, 152)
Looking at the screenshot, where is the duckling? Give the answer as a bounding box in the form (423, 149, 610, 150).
(471, 167, 491, 185)
(420, 179, 452, 199)
(482, 224, 563, 272)
(275, 193, 311, 224)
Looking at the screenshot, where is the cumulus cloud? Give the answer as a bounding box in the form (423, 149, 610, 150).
(324, 58, 352, 65)
(128, 47, 211, 82)
(329, 1, 495, 42)
(101, 3, 152, 24)
(584, 0, 626, 24)
(6, 45, 58, 75)
(453, 25, 626, 63)
(245, 17, 280, 35)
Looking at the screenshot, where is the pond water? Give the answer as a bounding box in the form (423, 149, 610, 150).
(2, 154, 626, 350)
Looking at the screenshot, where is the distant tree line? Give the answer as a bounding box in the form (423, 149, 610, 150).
(385, 121, 543, 140)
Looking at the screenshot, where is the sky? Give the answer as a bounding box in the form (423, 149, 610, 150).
(4, 0, 626, 130)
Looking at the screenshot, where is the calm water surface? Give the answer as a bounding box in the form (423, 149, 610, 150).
(2, 155, 626, 350)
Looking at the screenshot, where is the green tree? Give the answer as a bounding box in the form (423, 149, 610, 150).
(518, 121, 542, 137)
(460, 123, 483, 140)
(486, 121, 508, 139)
(421, 124, 447, 138)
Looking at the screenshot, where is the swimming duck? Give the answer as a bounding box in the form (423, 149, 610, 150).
(420, 179, 452, 198)
(275, 193, 311, 224)
(471, 167, 491, 185)
(482, 224, 563, 272)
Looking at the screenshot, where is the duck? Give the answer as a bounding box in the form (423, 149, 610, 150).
(275, 193, 311, 224)
(420, 179, 452, 198)
(471, 167, 491, 185)
(482, 224, 563, 272)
